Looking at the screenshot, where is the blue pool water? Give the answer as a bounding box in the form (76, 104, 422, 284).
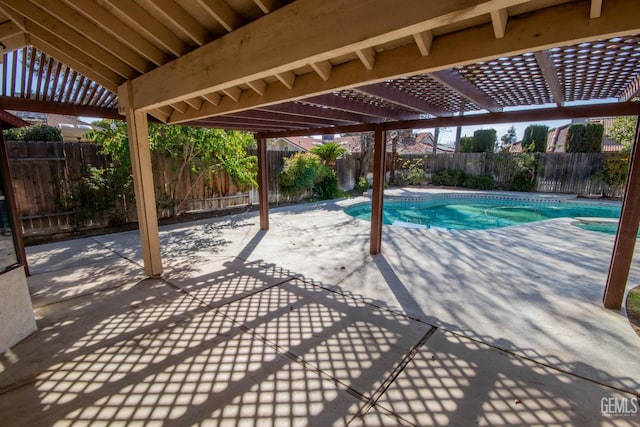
(344, 199, 622, 231)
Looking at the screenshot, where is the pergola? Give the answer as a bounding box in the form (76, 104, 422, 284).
(0, 0, 639, 310)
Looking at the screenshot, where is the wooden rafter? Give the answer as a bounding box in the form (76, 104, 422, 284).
(430, 70, 502, 112)
(184, 97, 204, 111)
(310, 61, 332, 82)
(0, 95, 120, 118)
(355, 48, 376, 70)
(129, 0, 544, 110)
(0, 0, 135, 79)
(534, 50, 565, 107)
(304, 94, 421, 121)
(229, 109, 352, 126)
(147, 0, 210, 46)
(163, 0, 640, 123)
(252, 0, 280, 14)
(34, 0, 150, 74)
(591, 0, 603, 19)
(413, 31, 433, 56)
(30, 34, 120, 92)
(261, 102, 376, 124)
(490, 8, 508, 39)
(261, 102, 640, 139)
(65, 0, 167, 66)
(195, 0, 242, 32)
(187, 115, 308, 130)
(275, 71, 296, 89)
(222, 86, 242, 102)
(102, 0, 186, 57)
(357, 82, 452, 116)
(247, 79, 267, 96)
(619, 74, 640, 102)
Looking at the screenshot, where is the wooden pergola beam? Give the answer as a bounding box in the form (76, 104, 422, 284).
(429, 69, 502, 112)
(164, 0, 640, 124)
(65, 0, 167, 66)
(260, 102, 640, 139)
(534, 50, 565, 107)
(619, 74, 640, 102)
(0, 96, 121, 119)
(128, 0, 543, 110)
(261, 102, 376, 124)
(303, 94, 421, 121)
(357, 82, 452, 116)
(230, 109, 352, 127)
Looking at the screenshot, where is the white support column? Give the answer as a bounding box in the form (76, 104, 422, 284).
(120, 81, 163, 278)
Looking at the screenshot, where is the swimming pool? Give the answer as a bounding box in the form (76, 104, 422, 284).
(344, 196, 622, 231)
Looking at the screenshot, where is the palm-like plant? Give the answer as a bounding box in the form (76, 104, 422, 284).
(310, 142, 348, 166)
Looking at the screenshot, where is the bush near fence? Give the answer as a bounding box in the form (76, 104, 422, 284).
(7, 141, 625, 236)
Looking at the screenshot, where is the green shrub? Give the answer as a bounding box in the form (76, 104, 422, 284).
(2, 127, 26, 141)
(278, 153, 324, 196)
(432, 169, 467, 186)
(522, 125, 549, 152)
(566, 123, 604, 153)
(463, 174, 496, 190)
(511, 171, 536, 192)
(314, 169, 340, 200)
(460, 136, 474, 153)
(472, 129, 497, 153)
(356, 176, 369, 192)
(22, 125, 63, 142)
(395, 158, 426, 186)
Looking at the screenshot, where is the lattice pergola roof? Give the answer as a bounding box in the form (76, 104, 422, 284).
(0, 0, 638, 132)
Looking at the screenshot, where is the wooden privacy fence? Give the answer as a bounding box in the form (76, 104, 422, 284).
(396, 152, 622, 196)
(6, 141, 623, 236)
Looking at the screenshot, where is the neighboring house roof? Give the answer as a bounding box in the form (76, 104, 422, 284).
(0, 110, 30, 129)
(396, 132, 453, 154)
(269, 136, 323, 152)
(286, 136, 323, 151)
(509, 142, 523, 153)
(334, 135, 361, 153)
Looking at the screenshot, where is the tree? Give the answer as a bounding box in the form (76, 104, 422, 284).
(460, 136, 474, 153)
(522, 125, 549, 152)
(344, 131, 374, 180)
(471, 129, 496, 153)
(87, 120, 257, 215)
(499, 125, 517, 152)
(607, 116, 637, 153)
(566, 123, 604, 153)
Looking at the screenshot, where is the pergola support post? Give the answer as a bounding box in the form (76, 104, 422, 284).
(256, 133, 269, 230)
(603, 115, 640, 309)
(121, 81, 162, 278)
(370, 125, 386, 254)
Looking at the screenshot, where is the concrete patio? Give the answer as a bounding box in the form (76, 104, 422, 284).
(1, 192, 639, 426)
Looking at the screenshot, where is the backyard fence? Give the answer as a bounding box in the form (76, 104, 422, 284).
(6, 141, 624, 236)
(396, 152, 622, 196)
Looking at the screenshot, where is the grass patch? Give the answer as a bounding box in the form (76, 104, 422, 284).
(626, 286, 640, 337)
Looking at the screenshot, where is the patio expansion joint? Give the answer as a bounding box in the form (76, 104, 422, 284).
(355, 326, 438, 419)
(88, 236, 144, 270)
(439, 327, 640, 397)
